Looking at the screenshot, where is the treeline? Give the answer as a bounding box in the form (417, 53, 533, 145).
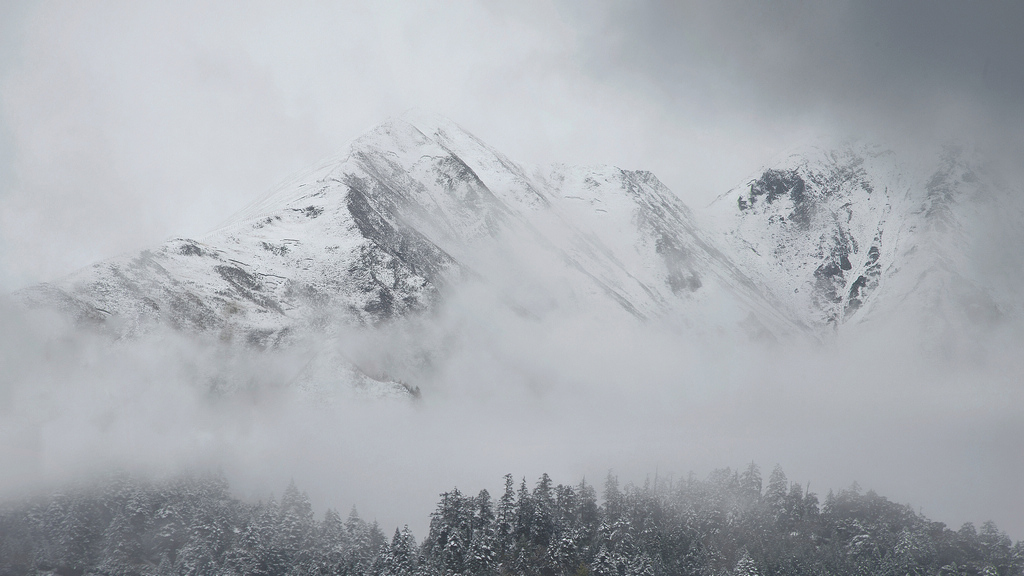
(0, 466, 1021, 576)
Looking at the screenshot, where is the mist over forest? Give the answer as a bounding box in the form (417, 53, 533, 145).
(2, 2, 1024, 575)
(3, 468, 1022, 576)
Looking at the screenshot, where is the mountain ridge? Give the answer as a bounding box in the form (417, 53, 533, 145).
(11, 113, 1017, 392)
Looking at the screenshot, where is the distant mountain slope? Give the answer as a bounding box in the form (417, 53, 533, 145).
(704, 142, 1018, 346)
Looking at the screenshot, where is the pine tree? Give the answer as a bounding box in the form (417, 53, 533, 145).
(628, 551, 655, 576)
(494, 474, 517, 568)
(532, 473, 555, 548)
(548, 526, 579, 575)
(740, 463, 762, 501)
(342, 507, 384, 575)
(1, 470, 1022, 576)
(223, 499, 286, 576)
(467, 490, 497, 576)
(577, 478, 601, 545)
(427, 489, 471, 575)
(592, 544, 616, 576)
(278, 480, 315, 572)
(310, 507, 346, 575)
(54, 493, 102, 575)
(96, 505, 142, 576)
(765, 465, 788, 507)
(733, 550, 760, 576)
(515, 477, 534, 547)
(603, 473, 623, 522)
(384, 525, 417, 576)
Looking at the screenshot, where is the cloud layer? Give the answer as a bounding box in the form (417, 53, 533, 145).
(2, 280, 1023, 539)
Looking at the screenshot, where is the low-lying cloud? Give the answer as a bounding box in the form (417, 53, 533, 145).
(2, 275, 1022, 539)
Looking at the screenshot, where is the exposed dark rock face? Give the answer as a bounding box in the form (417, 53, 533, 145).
(178, 240, 204, 256)
(344, 174, 464, 290)
(346, 243, 436, 322)
(166, 291, 221, 332)
(724, 153, 881, 327)
(215, 265, 283, 314)
(845, 245, 881, 316)
(742, 168, 806, 208)
(297, 205, 323, 218)
(657, 235, 702, 294)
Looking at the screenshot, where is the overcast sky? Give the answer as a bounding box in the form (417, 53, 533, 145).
(1, 0, 1023, 540)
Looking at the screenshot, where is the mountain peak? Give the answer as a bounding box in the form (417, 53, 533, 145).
(398, 108, 470, 138)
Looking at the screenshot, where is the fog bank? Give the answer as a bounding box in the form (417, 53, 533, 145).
(2, 285, 1021, 539)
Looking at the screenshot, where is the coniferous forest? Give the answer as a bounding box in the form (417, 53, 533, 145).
(0, 467, 1021, 576)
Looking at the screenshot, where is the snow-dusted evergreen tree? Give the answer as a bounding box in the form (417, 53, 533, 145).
(172, 480, 233, 576)
(514, 477, 534, 550)
(603, 473, 623, 523)
(467, 489, 497, 576)
(341, 507, 386, 575)
(531, 473, 555, 549)
(423, 489, 473, 575)
(47, 492, 101, 574)
(628, 551, 655, 576)
(739, 463, 762, 503)
(96, 503, 143, 576)
(493, 473, 517, 570)
(591, 543, 618, 576)
(379, 525, 418, 576)
(278, 480, 316, 573)
(309, 507, 347, 575)
(222, 499, 286, 576)
(764, 465, 788, 509)
(733, 550, 760, 576)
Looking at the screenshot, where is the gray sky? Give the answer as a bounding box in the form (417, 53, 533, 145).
(1, 0, 1023, 540)
(574, 1, 1024, 127)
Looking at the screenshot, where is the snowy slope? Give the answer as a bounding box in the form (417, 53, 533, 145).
(704, 142, 1017, 344)
(538, 163, 800, 335)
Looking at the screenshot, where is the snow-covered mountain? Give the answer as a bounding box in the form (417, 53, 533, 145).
(12, 113, 1019, 392)
(15, 114, 797, 334)
(705, 141, 1018, 348)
